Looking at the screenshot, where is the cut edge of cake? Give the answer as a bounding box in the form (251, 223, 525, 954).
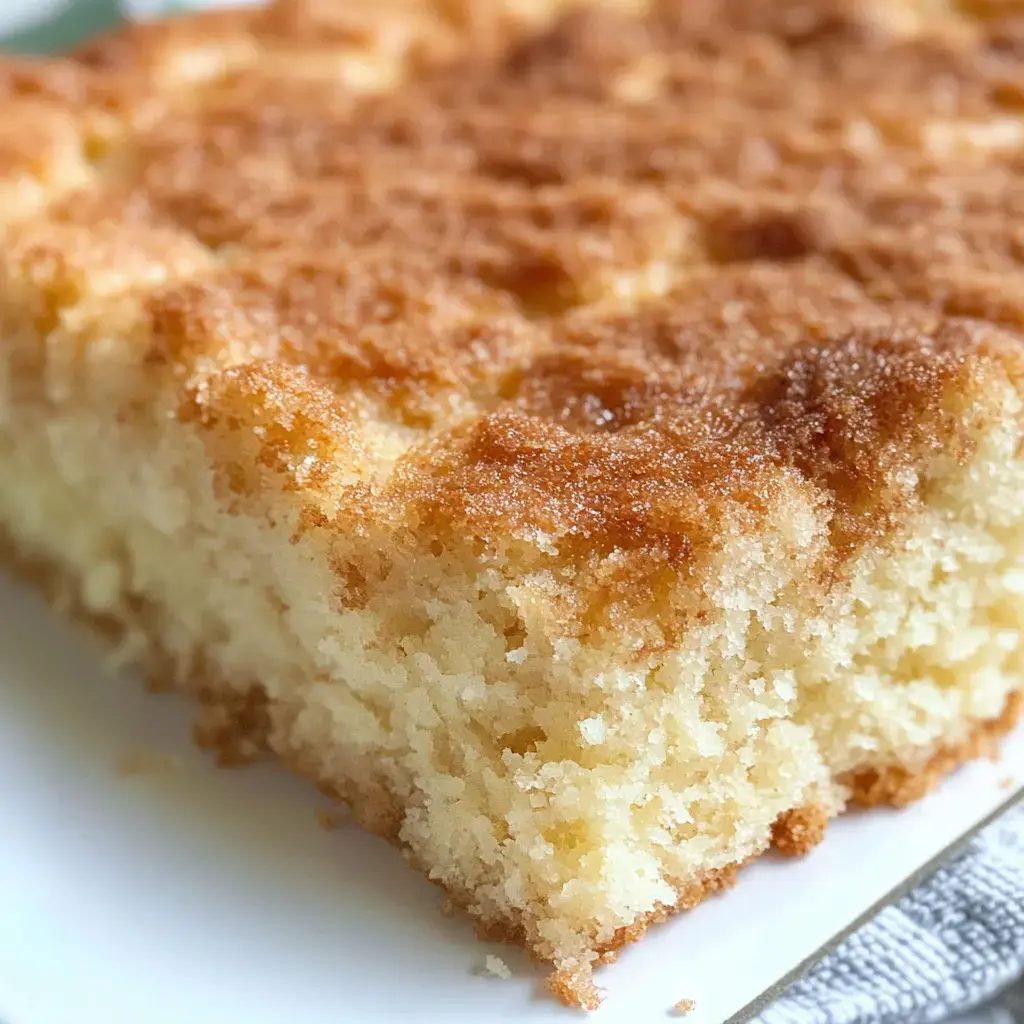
(2, 277, 1023, 1005)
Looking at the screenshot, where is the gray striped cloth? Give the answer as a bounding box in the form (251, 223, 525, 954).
(758, 803, 1024, 1024)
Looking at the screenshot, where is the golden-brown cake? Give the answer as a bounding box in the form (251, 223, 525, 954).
(2, 0, 1024, 1008)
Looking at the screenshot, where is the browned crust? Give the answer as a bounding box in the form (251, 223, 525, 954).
(772, 804, 831, 857)
(5, 1, 1024, 603)
(842, 690, 1023, 808)
(3, 528, 1020, 1010)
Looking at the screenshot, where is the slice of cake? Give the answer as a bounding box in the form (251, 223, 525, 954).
(2, 0, 1023, 1008)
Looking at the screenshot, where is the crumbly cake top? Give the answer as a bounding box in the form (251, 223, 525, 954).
(4, 0, 1024, 611)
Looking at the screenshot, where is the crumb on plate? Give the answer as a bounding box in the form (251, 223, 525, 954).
(479, 955, 512, 980)
(315, 806, 349, 830)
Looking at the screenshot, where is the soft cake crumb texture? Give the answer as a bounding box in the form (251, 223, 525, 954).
(1, 0, 1024, 1010)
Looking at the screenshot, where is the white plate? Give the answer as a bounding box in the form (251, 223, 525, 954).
(0, 573, 1021, 1024)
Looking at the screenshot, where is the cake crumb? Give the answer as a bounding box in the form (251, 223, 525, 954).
(315, 806, 348, 830)
(670, 998, 696, 1016)
(548, 960, 602, 1010)
(479, 954, 512, 979)
(999, 775, 1015, 789)
(771, 805, 829, 857)
(115, 750, 181, 778)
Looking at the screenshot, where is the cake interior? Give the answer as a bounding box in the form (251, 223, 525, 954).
(1, 326, 1022, 1003)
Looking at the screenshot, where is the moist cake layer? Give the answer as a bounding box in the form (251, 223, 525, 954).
(2, 0, 1024, 1008)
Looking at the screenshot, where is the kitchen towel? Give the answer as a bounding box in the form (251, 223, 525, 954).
(755, 803, 1024, 1024)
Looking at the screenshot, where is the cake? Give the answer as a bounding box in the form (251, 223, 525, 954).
(1, 0, 1023, 1008)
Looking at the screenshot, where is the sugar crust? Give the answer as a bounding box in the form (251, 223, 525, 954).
(3, 1, 1024, 583)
